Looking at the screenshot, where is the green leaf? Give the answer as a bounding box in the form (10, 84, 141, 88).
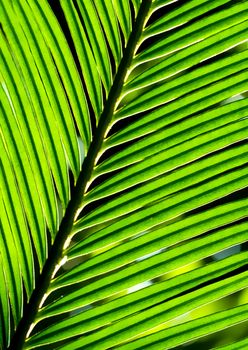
(60, 0, 103, 119)
(93, 0, 123, 66)
(1, 1, 248, 349)
(72, 0, 113, 93)
(1, 74, 48, 266)
(0, 252, 10, 348)
(25, 0, 92, 151)
(13, 0, 81, 186)
(0, 136, 34, 297)
(136, 1, 248, 63)
(41, 221, 248, 319)
(69, 197, 248, 260)
(119, 50, 248, 117)
(101, 98, 248, 173)
(0, 193, 22, 327)
(50, 271, 248, 349)
(149, 0, 233, 35)
(26, 251, 248, 347)
(116, 303, 248, 350)
(112, 0, 132, 44)
(213, 337, 248, 350)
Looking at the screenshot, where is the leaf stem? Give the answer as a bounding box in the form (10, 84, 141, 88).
(8, 1, 152, 348)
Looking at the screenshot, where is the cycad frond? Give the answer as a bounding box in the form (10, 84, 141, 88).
(1, 0, 248, 349)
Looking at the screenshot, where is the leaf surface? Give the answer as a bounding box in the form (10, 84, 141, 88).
(1, 0, 248, 349)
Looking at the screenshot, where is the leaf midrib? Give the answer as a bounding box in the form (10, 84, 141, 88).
(8, 1, 152, 349)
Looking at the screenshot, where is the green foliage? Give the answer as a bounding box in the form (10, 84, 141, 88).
(0, 0, 248, 349)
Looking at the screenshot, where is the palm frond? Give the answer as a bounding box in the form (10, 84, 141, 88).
(1, 0, 248, 349)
